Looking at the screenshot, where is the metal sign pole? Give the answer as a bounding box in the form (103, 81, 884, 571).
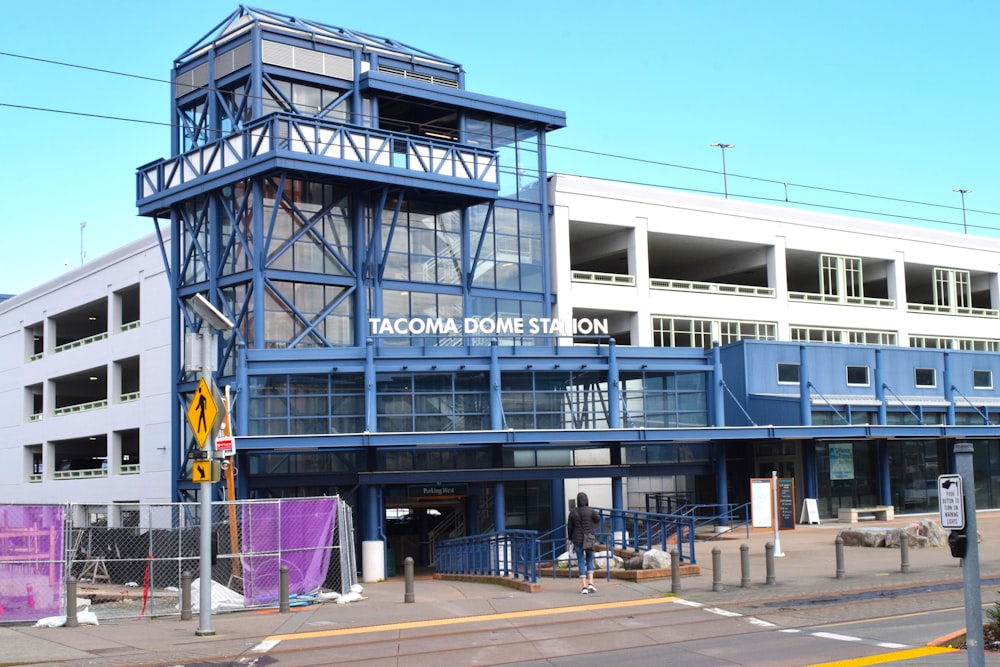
(954, 442, 983, 666)
(196, 329, 216, 637)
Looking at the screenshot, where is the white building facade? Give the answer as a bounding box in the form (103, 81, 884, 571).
(551, 174, 1000, 352)
(0, 233, 172, 521)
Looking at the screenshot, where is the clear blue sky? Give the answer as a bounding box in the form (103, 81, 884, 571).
(1, 0, 997, 294)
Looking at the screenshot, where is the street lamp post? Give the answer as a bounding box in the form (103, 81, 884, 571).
(953, 189, 971, 234)
(187, 294, 234, 637)
(711, 143, 734, 198)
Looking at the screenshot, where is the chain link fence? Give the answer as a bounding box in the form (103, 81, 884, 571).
(0, 497, 357, 624)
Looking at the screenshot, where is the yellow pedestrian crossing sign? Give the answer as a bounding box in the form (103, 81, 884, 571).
(187, 378, 220, 449)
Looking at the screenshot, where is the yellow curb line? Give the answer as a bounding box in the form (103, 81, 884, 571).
(266, 596, 675, 642)
(804, 646, 957, 667)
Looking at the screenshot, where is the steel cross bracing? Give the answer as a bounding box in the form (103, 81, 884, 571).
(174, 5, 463, 71)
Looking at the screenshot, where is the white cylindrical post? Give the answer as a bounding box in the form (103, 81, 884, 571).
(772, 471, 784, 557)
(362, 540, 386, 582)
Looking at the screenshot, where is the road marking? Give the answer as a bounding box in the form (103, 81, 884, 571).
(813, 631, 863, 642)
(264, 596, 677, 643)
(813, 607, 959, 627)
(673, 598, 704, 607)
(705, 607, 743, 617)
(748, 617, 777, 628)
(249, 640, 279, 653)
(803, 646, 957, 667)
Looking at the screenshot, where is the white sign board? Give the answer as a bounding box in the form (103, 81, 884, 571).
(937, 474, 965, 529)
(799, 498, 820, 525)
(750, 478, 773, 528)
(215, 435, 235, 454)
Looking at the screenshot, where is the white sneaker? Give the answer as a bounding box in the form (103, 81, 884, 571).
(587, 584, 597, 593)
(580, 588, 590, 594)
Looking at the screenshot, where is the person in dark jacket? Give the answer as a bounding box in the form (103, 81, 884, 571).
(567, 492, 600, 594)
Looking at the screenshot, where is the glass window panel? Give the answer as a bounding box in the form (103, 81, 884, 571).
(915, 368, 936, 388)
(778, 363, 800, 384)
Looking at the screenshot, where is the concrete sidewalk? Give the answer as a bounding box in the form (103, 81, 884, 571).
(5, 511, 1000, 667)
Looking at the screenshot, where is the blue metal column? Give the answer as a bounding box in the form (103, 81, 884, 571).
(802, 440, 818, 499)
(550, 480, 565, 534)
(364, 339, 376, 432)
(944, 352, 956, 425)
(490, 341, 505, 532)
(466, 487, 480, 535)
(712, 343, 725, 426)
(607, 339, 620, 429)
(363, 485, 380, 542)
(489, 341, 503, 430)
(611, 477, 624, 534)
(493, 482, 506, 533)
(878, 439, 891, 507)
(714, 442, 729, 527)
(607, 339, 626, 536)
(169, 213, 182, 501)
(799, 345, 811, 426)
(235, 343, 250, 499)
(875, 349, 887, 425)
(354, 200, 369, 347)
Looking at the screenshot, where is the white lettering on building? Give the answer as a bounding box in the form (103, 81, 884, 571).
(368, 317, 609, 337)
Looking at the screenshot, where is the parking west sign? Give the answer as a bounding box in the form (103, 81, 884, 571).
(937, 474, 965, 529)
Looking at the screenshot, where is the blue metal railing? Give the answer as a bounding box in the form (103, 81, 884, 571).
(436, 504, 750, 583)
(435, 529, 539, 583)
(673, 503, 751, 540)
(137, 113, 499, 202)
(595, 508, 698, 563)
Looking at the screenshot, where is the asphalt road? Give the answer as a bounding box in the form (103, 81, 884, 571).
(209, 589, 1000, 667)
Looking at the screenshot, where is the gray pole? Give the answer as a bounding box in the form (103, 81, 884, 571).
(740, 543, 750, 588)
(65, 576, 78, 628)
(196, 329, 216, 636)
(835, 536, 845, 579)
(404, 556, 415, 603)
(181, 571, 192, 621)
(955, 442, 984, 666)
(670, 549, 681, 594)
(279, 565, 290, 613)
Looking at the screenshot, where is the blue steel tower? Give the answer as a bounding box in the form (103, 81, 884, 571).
(135, 6, 574, 550)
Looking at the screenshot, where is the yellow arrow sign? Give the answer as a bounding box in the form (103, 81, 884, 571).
(191, 459, 213, 483)
(187, 378, 220, 449)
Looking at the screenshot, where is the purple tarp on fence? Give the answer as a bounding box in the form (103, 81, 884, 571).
(241, 498, 338, 605)
(0, 505, 65, 621)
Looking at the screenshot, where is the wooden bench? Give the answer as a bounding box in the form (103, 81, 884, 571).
(838, 505, 895, 523)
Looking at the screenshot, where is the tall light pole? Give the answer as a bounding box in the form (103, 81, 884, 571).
(80, 222, 87, 264)
(711, 143, 734, 198)
(186, 293, 234, 637)
(953, 188, 971, 234)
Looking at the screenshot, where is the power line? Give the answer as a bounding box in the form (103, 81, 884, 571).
(0, 102, 170, 128)
(0, 49, 994, 229)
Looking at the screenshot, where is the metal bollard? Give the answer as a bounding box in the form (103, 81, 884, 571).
(740, 544, 751, 588)
(670, 549, 681, 594)
(404, 556, 415, 603)
(279, 565, 290, 613)
(900, 535, 910, 574)
(181, 571, 192, 620)
(765, 542, 776, 585)
(712, 547, 722, 592)
(65, 576, 78, 628)
(835, 536, 845, 579)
